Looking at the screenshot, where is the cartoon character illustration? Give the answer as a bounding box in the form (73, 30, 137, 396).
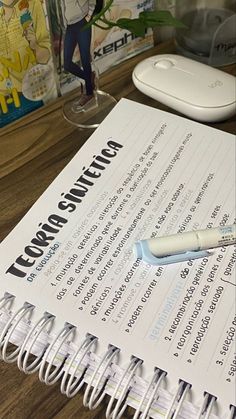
(0, 0, 53, 126)
(48, 1, 153, 108)
(60, 0, 103, 107)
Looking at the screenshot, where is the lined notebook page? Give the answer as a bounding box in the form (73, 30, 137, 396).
(0, 99, 235, 415)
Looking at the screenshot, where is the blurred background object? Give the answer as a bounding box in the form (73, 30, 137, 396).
(153, 0, 176, 43)
(154, 0, 236, 67)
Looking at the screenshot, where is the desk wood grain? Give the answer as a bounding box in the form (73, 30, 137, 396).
(0, 40, 235, 419)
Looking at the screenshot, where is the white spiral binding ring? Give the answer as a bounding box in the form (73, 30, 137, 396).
(133, 368, 166, 419)
(0, 294, 14, 343)
(106, 356, 143, 419)
(17, 312, 55, 374)
(197, 392, 217, 419)
(0, 293, 14, 311)
(83, 345, 120, 410)
(0, 302, 34, 363)
(229, 405, 236, 419)
(165, 380, 191, 419)
(39, 323, 75, 385)
(1, 292, 234, 419)
(61, 334, 97, 398)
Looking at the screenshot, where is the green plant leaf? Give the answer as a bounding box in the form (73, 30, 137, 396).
(85, 1, 187, 36)
(116, 18, 146, 37)
(88, 0, 114, 27)
(139, 10, 187, 28)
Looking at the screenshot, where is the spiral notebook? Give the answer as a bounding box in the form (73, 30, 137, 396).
(0, 99, 235, 419)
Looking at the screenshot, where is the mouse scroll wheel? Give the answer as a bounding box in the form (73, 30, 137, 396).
(154, 59, 174, 69)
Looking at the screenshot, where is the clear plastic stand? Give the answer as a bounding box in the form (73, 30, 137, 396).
(63, 87, 117, 129)
(62, 24, 117, 129)
(48, 1, 117, 129)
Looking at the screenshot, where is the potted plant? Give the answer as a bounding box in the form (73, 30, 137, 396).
(87, 0, 186, 37)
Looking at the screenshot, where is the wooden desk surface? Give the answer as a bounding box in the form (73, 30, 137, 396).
(0, 40, 235, 419)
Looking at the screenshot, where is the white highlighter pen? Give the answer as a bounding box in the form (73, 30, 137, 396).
(134, 224, 236, 265)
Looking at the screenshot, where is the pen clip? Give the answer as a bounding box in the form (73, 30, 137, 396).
(135, 241, 210, 266)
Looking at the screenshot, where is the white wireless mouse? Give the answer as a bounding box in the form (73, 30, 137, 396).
(132, 54, 236, 122)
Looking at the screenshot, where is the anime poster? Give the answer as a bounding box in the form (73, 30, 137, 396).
(48, 0, 154, 96)
(0, 0, 58, 128)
